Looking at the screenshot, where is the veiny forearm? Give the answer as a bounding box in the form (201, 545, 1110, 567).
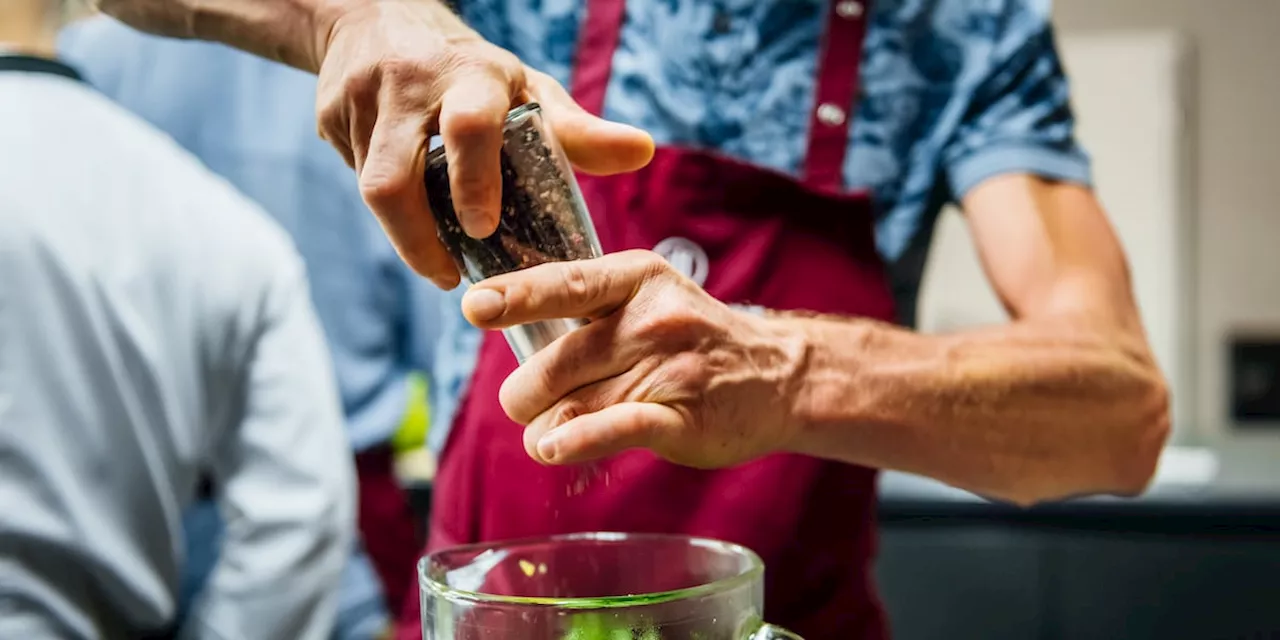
(90, 0, 465, 72)
(783, 314, 1170, 507)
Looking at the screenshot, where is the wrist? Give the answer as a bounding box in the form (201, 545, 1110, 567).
(767, 313, 880, 457)
(173, 0, 348, 71)
(317, 0, 483, 72)
(309, 0, 367, 70)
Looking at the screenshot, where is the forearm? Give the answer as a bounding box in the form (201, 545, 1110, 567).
(782, 314, 1170, 506)
(90, 0, 466, 72)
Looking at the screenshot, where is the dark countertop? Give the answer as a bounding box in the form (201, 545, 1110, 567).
(406, 447, 1280, 533)
(877, 450, 1280, 534)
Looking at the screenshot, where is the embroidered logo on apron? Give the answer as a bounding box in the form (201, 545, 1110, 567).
(653, 236, 709, 287)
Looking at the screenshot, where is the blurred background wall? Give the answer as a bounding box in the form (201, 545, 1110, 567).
(880, 5, 1280, 639)
(1058, 0, 1280, 471)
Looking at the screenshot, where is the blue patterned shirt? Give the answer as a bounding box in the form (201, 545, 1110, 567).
(464, 0, 1090, 319)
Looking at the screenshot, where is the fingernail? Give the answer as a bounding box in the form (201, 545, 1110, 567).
(460, 210, 497, 239)
(537, 431, 563, 463)
(464, 288, 506, 322)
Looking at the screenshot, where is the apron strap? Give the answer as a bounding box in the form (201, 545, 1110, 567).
(569, 0, 872, 191)
(802, 0, 872, 191)
(569, 0, 628, 117)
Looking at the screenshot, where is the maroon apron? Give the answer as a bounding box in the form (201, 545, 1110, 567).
(354, 446, 423, 619)
(406, 1, 893, 637)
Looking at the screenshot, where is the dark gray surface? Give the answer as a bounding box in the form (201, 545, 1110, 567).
(876, 529, 1045, 640)
(1055, 536, 1280, 640)
(875, 517, 1280, 640)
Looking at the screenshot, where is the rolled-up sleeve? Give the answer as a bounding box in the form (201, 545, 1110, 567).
(943, 5, 1092, 200)
(187, 252, 356, 640)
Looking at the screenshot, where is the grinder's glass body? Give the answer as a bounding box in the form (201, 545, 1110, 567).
(419, 533, 804, 640)
(424, 103, 602, 363)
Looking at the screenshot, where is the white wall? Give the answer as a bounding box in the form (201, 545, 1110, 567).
(1051, 1, 1280, 476)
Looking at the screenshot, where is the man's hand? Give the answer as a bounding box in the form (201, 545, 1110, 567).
(460, 251, 808, 468)
(316, 2, 654, 288)
(92, 0, 654, 287)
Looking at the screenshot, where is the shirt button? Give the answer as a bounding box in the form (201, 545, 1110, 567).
(835, 0, 864, 19)
(816, 103, 847, 127)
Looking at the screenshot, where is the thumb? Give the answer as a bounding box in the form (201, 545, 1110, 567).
(526, 68, 655, 176)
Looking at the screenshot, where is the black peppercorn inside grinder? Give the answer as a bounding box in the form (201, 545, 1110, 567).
(424, 102, 604, 363)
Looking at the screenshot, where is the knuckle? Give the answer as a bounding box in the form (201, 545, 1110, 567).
(378, 55, 428, 84)
(635, 250, 674, 277)
(550, 399, 584, 427)
(339, 66, 381, 104)
(315, 116, 346, 150)
(454, 42, 525, 83)
(440, 102, 506, 141)
(560, 261, 595, 302)
(632, 300, 702, 344)
(370, 52, 463, 110)
(315, 94, 342, 129)
(502, 366, 557, 424)
(358, 171, 408, 208)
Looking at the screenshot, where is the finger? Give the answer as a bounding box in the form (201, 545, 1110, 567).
(527, 402, 685, 465)
(526, 69, 655, 175)
(317, 96, 357, 170)
(437, 74, 515, 239)
(461, 250, 667, 328)
(315, 67, 358, 169)
(361, 111, 461, 288)
(347, 82, 378, 175)
(499, 313, 641, 425)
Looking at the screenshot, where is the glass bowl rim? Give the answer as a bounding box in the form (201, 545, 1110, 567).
(417, 531, 765, 609)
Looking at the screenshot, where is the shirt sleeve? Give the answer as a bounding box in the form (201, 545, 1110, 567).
(186, 250, 357, 640)
(942, 4, 1092, 200)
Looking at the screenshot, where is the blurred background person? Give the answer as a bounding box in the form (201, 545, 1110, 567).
(0, 1, 355, 638)
(58, 13, 482, 628)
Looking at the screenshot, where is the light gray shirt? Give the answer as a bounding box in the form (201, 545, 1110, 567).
(0, 67, 356, 639)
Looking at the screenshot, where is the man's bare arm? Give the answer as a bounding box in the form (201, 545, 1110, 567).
(449, 179, 1166, 508)
(787, 175, 1170, 506)
(91, 0, 349, 71)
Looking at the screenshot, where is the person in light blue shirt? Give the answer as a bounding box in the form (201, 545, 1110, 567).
(59, 17, 481, 634)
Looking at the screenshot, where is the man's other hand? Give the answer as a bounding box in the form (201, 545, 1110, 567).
(460, 250, 808, 468)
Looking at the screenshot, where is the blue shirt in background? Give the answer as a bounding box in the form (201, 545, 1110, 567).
(59, 19, 479, 455)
